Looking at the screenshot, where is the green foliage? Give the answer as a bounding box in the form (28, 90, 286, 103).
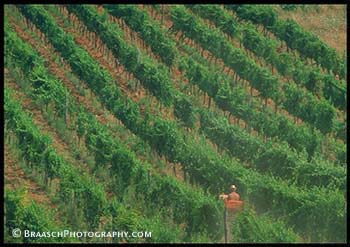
(66, 5, 175, 106)
(188, 5, 240, 38)
(174, 94, 196, 129)
(227, 5, 344, 80)
(5, 188, 70, 243)
(172, 5, 342, 133)
(178, 45, 344, 164)
(280, 4, 298, 11)
(199, 110, 345, 190)
(5, 86, 108, 230)
(305, 70, 324, 97)
(232, 206, 299, 243)
(282, 83, 336, 134)
(11, 4, 346, 242)
(104, 4, 177, 66)
(225, 5, 345, 110)
(6, 18, 222, 240)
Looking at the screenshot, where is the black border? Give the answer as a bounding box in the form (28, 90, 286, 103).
(1, 1, 349, 246)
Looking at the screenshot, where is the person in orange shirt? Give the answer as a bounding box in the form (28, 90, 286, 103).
(219, 185, 240, 201)
(228, 185, 240, 200)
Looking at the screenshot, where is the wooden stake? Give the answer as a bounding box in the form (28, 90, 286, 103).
(224, 207, 228, 243)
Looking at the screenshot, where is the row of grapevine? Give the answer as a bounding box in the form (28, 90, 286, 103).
(8, 6, 304, 241)
(179, 55, 345, 164)
(5, 84, 180, 243)
(231, 206, 299, 242)
(7, 82, 111, 229)
(4, 52, 202, 243)
(226, 5, 346, 79)
(9, 9, 306, 242)
(4, 111, 182, 244)
(65, 4, 175, 107)
(5, 188, 71, 243)
(86, 4, 345, 163)
(4, 80, 192, 241)
(103, 4, 176, 67)
(199, 110, 345, 190)
(58, 4, 345, 187)
(169, 6, 340, 135)
(5, 23, 223, 240)
(5, 86, 109, 231)
(16, 5, 346, 241)
(63, 5, 198, 128)
(144, 6, 346, 143)
(95, 5, 345, 189)
(189, 5, 346, 111)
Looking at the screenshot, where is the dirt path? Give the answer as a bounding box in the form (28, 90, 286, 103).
(275, 5, 346, 56)
(6, 80, 92, 175)
(92, 6, 257, 142)
(8, 7, 187, 183)
(143, 5, 316, 126)
(9, 17, 114, 127)
(52, 5, 173, 119)
(10, 11, 174, 177)
(143, 5, 346, 146)
(49, 6, 190, 179)
(4, 143, 69, 226)
(5, 144, 55, 208)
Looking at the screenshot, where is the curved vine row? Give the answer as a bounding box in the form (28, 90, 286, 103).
(84, 4, 345, 163)
(226, 5, 346, 79)
(103, 4, 177, 67)
(189, 5, 346, 111)
(5, 188, 71, 243)
(169, 6, 340, 135)
(64, 5, 196, 127)
(59, 5, 345, 189)
(8, 10, 302, 242)
(199, 110, 346, 191)
(5, 23, 223, 240)
(65, 4, 175, 106)
(179, 55, 345, 165)
(5, 86, 108, 231)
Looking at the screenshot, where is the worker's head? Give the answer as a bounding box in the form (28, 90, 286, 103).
(231, 185, 237, 192)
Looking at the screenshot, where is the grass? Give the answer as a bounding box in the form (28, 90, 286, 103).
(274, 4, 346, 56)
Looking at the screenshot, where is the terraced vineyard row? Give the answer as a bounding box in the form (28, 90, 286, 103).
(225, 5, 346, 79)
(169, 6, 343, 136)
(5, 19, 227, 241)
(105, 5, 345, 160)
(188, 5, 346, 111)
(94, 5, 346, 191)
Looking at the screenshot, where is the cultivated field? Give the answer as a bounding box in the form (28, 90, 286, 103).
(4, 4, 347, 243)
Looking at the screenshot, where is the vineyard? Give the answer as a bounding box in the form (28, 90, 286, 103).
(4, 4, 347, 243)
